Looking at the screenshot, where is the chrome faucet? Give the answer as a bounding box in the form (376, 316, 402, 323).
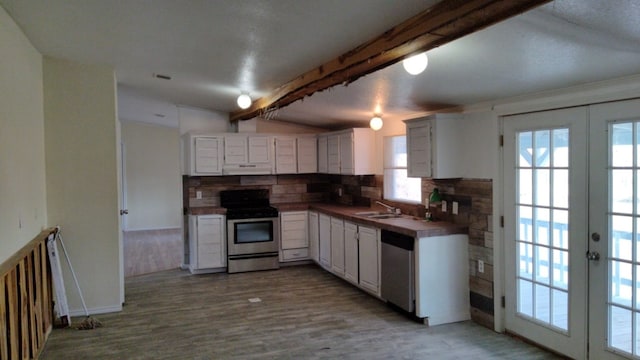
(375, 201, 396, 214)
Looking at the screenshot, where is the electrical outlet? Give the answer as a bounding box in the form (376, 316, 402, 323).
(478, 260, 485, 273)
(452, 201, 459, 215)
(441, 200, 447, 212)
(196, 191, 202, 199)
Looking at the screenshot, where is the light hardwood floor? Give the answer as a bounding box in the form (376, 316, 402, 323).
(123, 229, 182, 277)
(41, 265, 562, 359)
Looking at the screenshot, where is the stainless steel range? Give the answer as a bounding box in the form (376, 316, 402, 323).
(220, 189, 280, 273)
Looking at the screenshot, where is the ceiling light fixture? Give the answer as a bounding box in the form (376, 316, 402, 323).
(237, 93, 252, 109)
(370, 115, 383, 131)
(402, 52, 428, 75)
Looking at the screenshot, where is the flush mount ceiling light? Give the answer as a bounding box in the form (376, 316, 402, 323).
(402, 52, 428, 75)
(370, 115, 383, 131)
(237, 93, 252, 109)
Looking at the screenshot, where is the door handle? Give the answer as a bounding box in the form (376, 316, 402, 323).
(120, 209, 129, 215)
(586, 251, 600, 261)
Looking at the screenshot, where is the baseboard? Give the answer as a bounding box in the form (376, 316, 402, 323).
(68, 304, 122, 317)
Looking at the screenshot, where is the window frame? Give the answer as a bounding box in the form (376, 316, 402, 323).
(382, 135, 422, 204)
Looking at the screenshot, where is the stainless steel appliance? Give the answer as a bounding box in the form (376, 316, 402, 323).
(221, 189, 280, 273)
(381, 229, 415, 313)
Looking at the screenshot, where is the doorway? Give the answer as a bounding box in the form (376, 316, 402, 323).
(503, 98, 640, 359)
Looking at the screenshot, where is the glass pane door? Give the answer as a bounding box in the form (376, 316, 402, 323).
(515, 128, 570, 331)
(503, 107, 588, 359)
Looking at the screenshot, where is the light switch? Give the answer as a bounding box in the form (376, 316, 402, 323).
(452, 201, 459, 215)
(441, 200, 447, 212)
(478, 260, 485, 273)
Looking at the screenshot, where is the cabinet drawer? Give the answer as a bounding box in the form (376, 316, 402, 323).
(282, 248, 309, 261)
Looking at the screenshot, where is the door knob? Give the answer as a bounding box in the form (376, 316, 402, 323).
(120, 209, 129, 215)
(586, 251, 600, 261)
(591, 232, 601, 242)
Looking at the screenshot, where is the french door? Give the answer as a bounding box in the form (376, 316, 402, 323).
(504, 98, 640, 359)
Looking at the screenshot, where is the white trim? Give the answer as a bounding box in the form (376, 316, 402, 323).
(123, 226, 182, 232)
(69, 304, 123, 317)
(463, 74, 640, 116)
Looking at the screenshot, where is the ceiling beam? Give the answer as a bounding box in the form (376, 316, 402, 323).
(230, 0, 551, 122)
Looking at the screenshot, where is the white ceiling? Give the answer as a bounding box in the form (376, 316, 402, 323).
(3, 0, 640, 129)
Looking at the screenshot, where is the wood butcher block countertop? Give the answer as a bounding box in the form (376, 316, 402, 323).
(280, 203, 468, 239)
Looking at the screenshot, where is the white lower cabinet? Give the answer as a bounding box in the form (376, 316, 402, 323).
(188, 215, 226, 273)
(344, 221, 359, 284)
(308, 211, 319, 262)
(357, 225, 380, 295)
(330, 217, 345, 275)
(319, 213, 331, 269)
(280, 211, 309, 262)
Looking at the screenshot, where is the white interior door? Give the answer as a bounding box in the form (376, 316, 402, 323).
(503, 107, 588, 359)
(589, 98, 640, 359)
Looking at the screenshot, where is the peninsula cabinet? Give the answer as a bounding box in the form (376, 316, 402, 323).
(188, 215, 226, 274)
(318, 213, 331, 269)
(183, 134, 224, 175)
(279, 211, 309, 262)
(404, 114, 462, 179)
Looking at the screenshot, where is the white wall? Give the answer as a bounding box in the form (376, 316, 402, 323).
(122, 121, 181, 230)
(44, 57, 122, 315)
(0, 6, 47, 264)
(178, 106, 229, 135)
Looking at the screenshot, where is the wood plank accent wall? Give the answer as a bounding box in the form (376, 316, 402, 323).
(0, 228, 55, 359)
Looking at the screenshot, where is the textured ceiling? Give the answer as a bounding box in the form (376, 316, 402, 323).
(2, 0, 640, 129)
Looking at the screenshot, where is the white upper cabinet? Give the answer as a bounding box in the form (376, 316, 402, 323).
(274, 136, 297, 174)
(222, 134, 273, 175)
(183, 134, 224, 176)
(223, 135, 248, 165)
(321, 128, 374, 175)
(317, 135, 328, 173)
(297, 136, 317, 173)
(274, 135, 317, 174)
(404, 114, 463, 179)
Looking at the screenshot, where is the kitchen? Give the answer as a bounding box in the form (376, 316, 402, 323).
(3, 0, 640, 359)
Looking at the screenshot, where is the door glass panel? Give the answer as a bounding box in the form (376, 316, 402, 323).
(515, 128, 569, 332)
(608, 120, 640, 356)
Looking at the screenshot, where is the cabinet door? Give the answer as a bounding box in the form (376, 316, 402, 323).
(358, 225, 380, 294)
(319, 214, 331, 268)
(308, 211, 319, 262)
(248, 136, 271, 164)
(196, 215, 226, 269)
(330, 217, 345, 276)
(224, 136, 248, 164)
(194, 137, 223, 174)
(327, 135, 341, 174)
(406, 121, 432, 178)
(297, 136, 317, 173)
(344, 221, 359, 284)
(280, 211, 308, 249)
(275, 137, 297, 174)
(317, 136, 328, 173)
(339, 132, 354, 175)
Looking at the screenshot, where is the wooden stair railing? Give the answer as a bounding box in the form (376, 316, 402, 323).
(1, 228, 56, 360)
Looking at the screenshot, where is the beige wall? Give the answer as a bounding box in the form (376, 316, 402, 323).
(0, 6, 47, 264)
(122, 121, 181, 230)
(44, 57, 122, 315)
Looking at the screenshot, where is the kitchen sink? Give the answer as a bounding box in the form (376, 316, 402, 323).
(368, 214, 401, 219)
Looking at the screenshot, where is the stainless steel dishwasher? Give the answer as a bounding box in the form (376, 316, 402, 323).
(381, 229, 415, 313)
